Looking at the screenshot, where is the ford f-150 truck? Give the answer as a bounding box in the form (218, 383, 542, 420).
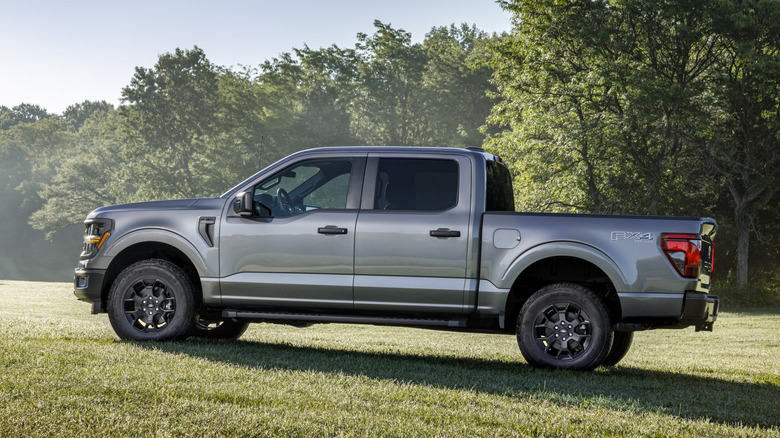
(74, 146, 718, 370)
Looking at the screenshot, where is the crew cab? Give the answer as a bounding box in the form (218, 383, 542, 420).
(74, 146, 718, 370)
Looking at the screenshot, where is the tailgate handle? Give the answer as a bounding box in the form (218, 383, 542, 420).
(430, 229, 461, 238)
(318, 226, 348, 235)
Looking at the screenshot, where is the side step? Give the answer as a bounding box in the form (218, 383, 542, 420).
(222, 310, 468, 328)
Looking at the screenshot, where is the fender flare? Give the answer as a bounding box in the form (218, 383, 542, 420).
(501, 241, 631, 293)
(104, 228, 210, 277)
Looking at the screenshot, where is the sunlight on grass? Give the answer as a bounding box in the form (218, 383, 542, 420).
(0, 281, 778, 437)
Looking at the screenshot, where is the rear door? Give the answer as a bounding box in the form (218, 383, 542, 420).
(353, 153, 473, 314)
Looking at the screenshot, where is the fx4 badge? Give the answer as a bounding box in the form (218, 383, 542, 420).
(611, 231, 654, 241)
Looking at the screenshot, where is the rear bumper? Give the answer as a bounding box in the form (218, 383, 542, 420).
(617, 291, 718, 331)
(680, 292, 719, 332)
(74, 268, 105, 314)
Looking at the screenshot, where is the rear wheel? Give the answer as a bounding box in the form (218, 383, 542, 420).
(603, 331, 634, 366)
(107, 259, 196, 341)
(517, 283, 612, 371)
(193, 318, 249, 340)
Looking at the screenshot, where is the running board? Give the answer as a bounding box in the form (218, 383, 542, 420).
(222, 310, 468, 328)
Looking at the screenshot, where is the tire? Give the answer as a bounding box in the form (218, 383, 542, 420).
(603, 331, 634, 366)
(107, 259, 196, 341)
(192, 318, 249, 340)
(516, 283, 612, 371)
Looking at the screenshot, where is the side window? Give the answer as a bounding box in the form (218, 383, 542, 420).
(253, 158, 353, 217)
(486, 160, 515, 212)
(374, 158, 459, 211)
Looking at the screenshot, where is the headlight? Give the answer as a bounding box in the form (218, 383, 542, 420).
(81, 218, 113, 259)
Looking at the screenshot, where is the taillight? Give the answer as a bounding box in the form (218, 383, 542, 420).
(711, 242, 715, 278)
(661, 233, 702, 278)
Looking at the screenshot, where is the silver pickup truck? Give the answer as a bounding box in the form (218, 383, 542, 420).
(74, 146, 718, 370)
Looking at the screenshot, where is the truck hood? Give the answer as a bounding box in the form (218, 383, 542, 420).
(87, 197, 224, 217)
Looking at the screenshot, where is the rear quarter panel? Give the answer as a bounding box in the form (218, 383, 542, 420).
(480, 212, 713, 295)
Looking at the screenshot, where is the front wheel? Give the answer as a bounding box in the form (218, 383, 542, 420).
(517, 283, 612, 371)
(107, 259, 196, 341)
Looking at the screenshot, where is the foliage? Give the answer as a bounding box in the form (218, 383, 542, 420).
(488, 0, 780, 289)
(0, 103, 55, 130)
(119, 46, 224, 200)
(487, 0, 719, 215)
(62, 100, 114, 131)
(713, 267, 780, 308)
(0, 23, 497, 281)
(3, 11, 780, 290)
(701, 0, 780, 288)
(29, 108, 125, 237)
(351, 21, 497, 147)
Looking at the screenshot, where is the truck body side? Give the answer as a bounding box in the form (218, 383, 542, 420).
(73, 146, 718, 370)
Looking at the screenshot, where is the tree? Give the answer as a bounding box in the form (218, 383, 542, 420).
(258, 45, 359, 152)
(119, 46, 223, 200)
(422, 24, 498, 147)
(488, 0, 720, 215)
(350, 20, 429, 145)
(62, 100, 114, 131)
(0, 103, 55, 130)
(703, 0, 780, 288)
(29, 108, 126, 237)
(490, 0, 780, 289)
(0, 116, 78, 279)
(254, 22, 496, 149)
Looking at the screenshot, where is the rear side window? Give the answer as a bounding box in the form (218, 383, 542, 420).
(374, 158, 459, 211)
(486, 160, 515, 212)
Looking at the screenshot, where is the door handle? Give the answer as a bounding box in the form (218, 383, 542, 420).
(430, 229, 461, 238)
(318, 226, 348, 235)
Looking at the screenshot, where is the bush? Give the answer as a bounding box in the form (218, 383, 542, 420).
(711, 268, 780, 308)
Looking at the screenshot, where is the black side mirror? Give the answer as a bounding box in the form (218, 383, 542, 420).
(232, 191, 272, 218)
(233, 192, 253, 217)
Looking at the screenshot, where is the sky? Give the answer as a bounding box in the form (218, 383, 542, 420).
(0, 0, 512, 114)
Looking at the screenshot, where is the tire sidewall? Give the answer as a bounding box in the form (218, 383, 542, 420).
(107, 259, 196, 341)
(517, 284, 612, 371)
(192, 319, 249, 340)
(603, 331, 634, 367)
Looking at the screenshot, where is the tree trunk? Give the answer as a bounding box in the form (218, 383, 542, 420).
(734, 214, 750, 289)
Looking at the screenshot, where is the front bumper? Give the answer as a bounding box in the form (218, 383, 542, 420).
(74, 269, 105, 314)
(679, 292, 719, 331)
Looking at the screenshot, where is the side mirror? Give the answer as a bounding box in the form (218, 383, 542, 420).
(232, 191, 272, 218)
(233, 192, 253, 217)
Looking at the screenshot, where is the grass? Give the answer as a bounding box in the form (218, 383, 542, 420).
(0, 281, 778, 437)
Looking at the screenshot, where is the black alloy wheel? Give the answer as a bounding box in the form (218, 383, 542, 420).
(517, 283, 612, 371)
(108, 259, 196, 341)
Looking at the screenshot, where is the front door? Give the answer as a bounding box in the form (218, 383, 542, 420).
(219, 156, 364, 309)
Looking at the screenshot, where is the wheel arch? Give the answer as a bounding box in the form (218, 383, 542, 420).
(99, 241, 204, 313)
(501, 243, 627, 330)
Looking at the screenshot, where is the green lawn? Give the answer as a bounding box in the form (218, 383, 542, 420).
(0, 281, 778, 437)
